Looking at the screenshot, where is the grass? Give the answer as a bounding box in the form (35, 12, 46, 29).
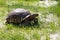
(0, 0, 60, 40)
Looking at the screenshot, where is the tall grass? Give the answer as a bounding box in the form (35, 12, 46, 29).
(0, 0, 60, 40)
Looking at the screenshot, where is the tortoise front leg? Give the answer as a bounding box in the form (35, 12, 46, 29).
(33, 18, 38, 24)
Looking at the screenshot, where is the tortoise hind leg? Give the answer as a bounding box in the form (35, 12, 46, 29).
(5, 20, 10, 25)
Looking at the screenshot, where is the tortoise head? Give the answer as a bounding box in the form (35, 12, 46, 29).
(32, 14, 38, 17)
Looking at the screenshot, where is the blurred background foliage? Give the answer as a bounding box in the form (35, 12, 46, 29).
(0, 0, 60, 40)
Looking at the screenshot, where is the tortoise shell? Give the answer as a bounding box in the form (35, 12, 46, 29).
(6, 8, 31, 23)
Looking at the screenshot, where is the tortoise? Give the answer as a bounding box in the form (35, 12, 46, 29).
(5, 8, 38, 25)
